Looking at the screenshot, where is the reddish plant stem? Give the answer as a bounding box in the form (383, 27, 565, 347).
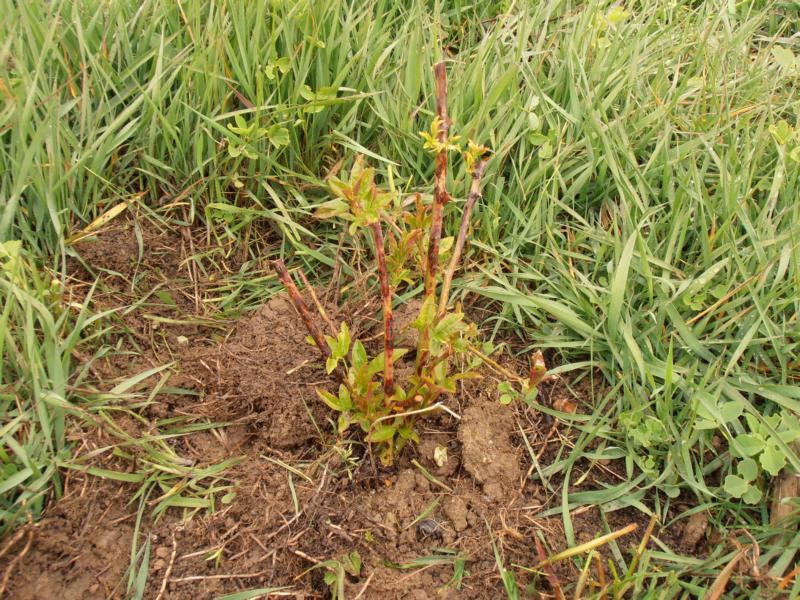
(272, 260, 329, 358)
(438, 158, 488, 316)
(424, 61, 451, 297)
(272, 260, 352, 390)
(535, 537, 565, 600)
(418, 61, 450, 374)
(370, 221, 394, 397)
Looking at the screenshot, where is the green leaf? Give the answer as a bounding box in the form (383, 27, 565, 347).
(538, 141, 553, 159)
(742, 486, 763, 505)
(607, 5, 630, 25)
(337, 413, 350, 434)
(772, 46, 797, 71)
(719, 400, 744, 423)
(723, 474, 749, 498)
(155, 290, 177, 307)
(275, 56, 291, 73)
(432, 313, 465, 343)
(368, 423, 397, 443)
(412, 296, 436, 331)
(317, 388, 342, 411)
(299, 84, 315, 101)
(326, 356, 339, 374)
(737, 458, 759, 482)
(328, 176, 349, 199)
(528, 132, 548, 145)
(608, 234, 637, 334)
(732, 434, 763, 457)
(769, 120, 793, 146)
(336, 322, 351, 356)
(523, 387, 538, 405)
(337, 384, 352, 411)
(314, 199, 349, 220)
(325, 334, 340, 358)
(344, 551, 362, 576)
(304, 35, 326, 48)
(267, 124, 290, 147)
(367, 352, 385, 377)
(760, 441, 786, 476)
(351, 340, 367, 370)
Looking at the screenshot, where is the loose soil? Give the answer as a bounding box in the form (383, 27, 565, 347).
(1, 217, 689, 599)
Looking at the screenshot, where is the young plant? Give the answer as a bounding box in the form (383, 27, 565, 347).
(724, 410, 800, 504)
(272, 63, 490, 464)
(308, 550, 361, 599)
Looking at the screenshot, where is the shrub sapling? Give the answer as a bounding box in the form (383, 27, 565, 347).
(272, 62, 493, 464)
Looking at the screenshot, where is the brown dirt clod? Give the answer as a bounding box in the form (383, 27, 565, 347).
(458, 401, 522, 502)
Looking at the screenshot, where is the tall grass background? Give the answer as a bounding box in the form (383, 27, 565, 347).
(1, 0, 799, 595)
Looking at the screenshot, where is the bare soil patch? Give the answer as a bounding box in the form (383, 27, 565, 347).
(1, 218, 686, 599)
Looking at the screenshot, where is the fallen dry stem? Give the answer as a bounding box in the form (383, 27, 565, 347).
(468, 345, 528, 385)
(532, 523, 638, 570)
(706, 548, 747, 600)
(296, 268, 337, 336)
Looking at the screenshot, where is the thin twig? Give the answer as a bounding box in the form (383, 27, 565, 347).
(170, 570, 269, 583)
(296, 269, 337, 336)
(706, 548, 747, 600)
(438, 157, 489, 315)
(468, 345, 527, 384)
(367, 402, 461, 438)
(353, 571, 376, 599)
(0, 525, 29, 562)
(0, 529, 33, 596)
(155, 534, 178, 600)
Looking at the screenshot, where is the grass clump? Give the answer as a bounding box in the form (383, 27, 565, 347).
(0, 240, 104, 534)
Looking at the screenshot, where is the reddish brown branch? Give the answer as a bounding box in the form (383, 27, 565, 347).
(424, 61, 451, 298)
(272, 260, 329, 359)
(438, 157, 488, 315)
(534, 537, 565, 600)
(371, 222, 394, 397)
(418, 61, 450, 374)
